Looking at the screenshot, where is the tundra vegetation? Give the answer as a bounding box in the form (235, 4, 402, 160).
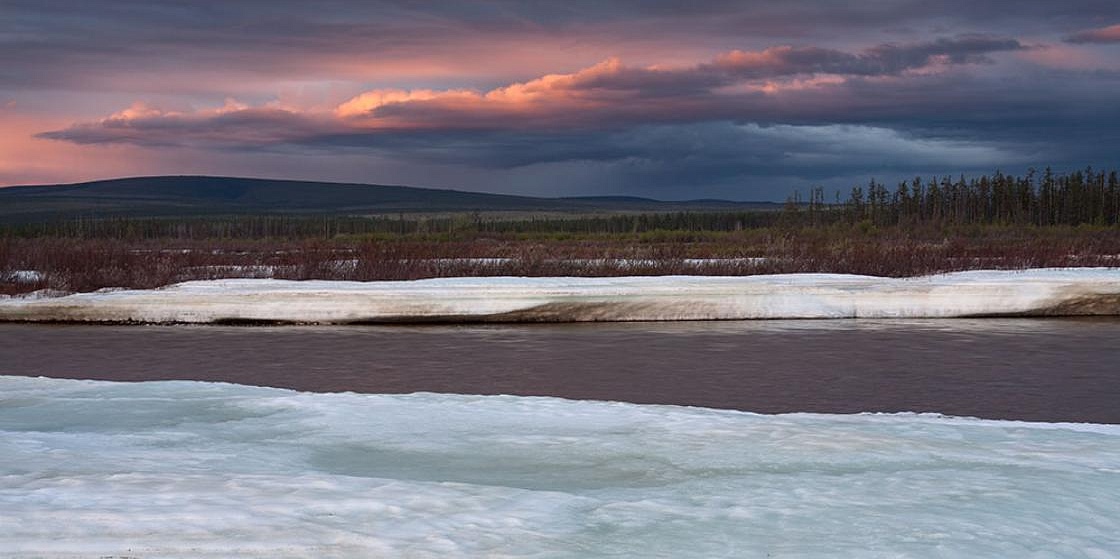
(2, 168, 1118, 296)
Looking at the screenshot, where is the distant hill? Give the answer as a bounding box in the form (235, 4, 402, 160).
(0, 176, 781, 221)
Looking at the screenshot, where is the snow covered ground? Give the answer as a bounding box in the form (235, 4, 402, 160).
(0, 376, 1117, 558)
(1, 268, 1118, 323)
(1, 270, 44, 283)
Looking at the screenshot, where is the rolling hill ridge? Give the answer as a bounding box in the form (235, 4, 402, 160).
(0, 176, 778, 221)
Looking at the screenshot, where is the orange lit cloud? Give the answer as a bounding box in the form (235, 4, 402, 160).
(333, 59, 626, 125)
(41, 37, 1027, 148)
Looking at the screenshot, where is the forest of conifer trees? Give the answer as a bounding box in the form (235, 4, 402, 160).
(805, 167, 1120, 228)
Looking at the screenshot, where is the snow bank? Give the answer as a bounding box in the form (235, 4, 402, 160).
(1, 268, 1118, 323)
(1, 376, 1117, 557)
(1, 270, 44, 283)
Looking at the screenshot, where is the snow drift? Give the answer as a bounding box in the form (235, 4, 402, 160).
(1, 268, 1119, 324)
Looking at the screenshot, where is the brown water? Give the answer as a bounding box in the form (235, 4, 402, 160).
(2, 319, 1118, 423)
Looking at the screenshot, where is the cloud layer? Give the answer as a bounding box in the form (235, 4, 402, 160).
(40, 37, 1028, 145)
(2, 1, 1119, 198)
(1065, 24, 1120, 44)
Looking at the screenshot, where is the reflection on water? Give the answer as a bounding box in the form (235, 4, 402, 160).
(2, 318, 1119, 423)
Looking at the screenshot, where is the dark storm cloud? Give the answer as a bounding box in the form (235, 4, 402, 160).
(0, 1, 1109, 90)
(39, 106, 339, 148)
(4, 0, 1120, 197)
(668, 36, 1026, 96)
(37, 35, 1120, 199)
(42, 63, 1115, 195)
(557, 36, 1026, 94)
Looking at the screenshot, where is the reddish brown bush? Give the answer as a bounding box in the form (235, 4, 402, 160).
(2, 226, 1119, 296)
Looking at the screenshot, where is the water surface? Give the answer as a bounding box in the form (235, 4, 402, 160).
(3, 318, 1118, 423)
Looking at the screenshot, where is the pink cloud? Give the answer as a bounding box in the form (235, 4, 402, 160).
(39, 37, 1027, 148)
(1065, 24, 1120, 44)
(1017, 43, 1116, 71)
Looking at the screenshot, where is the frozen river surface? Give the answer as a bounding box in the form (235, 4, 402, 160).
(1, 376, 1118, 558)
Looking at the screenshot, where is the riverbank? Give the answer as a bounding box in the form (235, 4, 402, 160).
(2, 268, 1118, 324)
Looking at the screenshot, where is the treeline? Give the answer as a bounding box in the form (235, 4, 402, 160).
(476, 212, 781, 235)
(0, 215, 423, 240)
(0, 211, 789, 240)
(802, 167, 1120, 227)
(2, 167, 1117, 240)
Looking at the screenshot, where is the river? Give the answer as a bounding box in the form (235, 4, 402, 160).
(3, 317, 1118, 423)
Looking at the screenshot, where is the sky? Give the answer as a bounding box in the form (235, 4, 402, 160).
(1, 1, 1118, 200)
